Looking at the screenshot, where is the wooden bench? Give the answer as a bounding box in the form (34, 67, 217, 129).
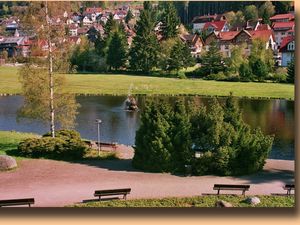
(283, 184, 294, 195)
(94, 188, 131, 200)
(0, 198, 34, 207)
(213, 184, 250, 196)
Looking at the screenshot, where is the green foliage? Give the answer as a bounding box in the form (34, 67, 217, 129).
(133, 100, 172, 172)
(134, 95, 273, 176)
(129, 3, 159, 72)
(104, 13, 118, 35)
(160, 2, 180, 40)
(249, 58, 268, 81)
(106, 31, 128, 70)
(167, 40, 195, 71)
(18, 64, 79, 129)
(199, 41, 225, 76)
(18, 130, 88, 160)
(169, 100, 193, 172)
(125, 9, 134, 24)
(244, 5, 258, 21)
(226, 45, 247, 74)
(239, 62, 253, 81)
(71, 36, 106, 72)
(259, 1, 275, 24)
(287, 59, 295, 84)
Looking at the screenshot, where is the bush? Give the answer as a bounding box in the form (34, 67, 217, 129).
(239, 62, 253, 82)
(18, 130, 88, 160)
(177, 71, 187, 79)
(271, 72, 287, 83)
(133, 96, 274, 176)
(206, 72, 227, 81)
(43, 130, 81, 140)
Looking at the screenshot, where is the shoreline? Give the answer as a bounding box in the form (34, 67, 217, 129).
(0, 92, 294, 101)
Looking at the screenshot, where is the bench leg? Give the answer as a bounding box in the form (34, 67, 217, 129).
(242, 190, 245, 197)
(124, 194, 127, 200)
(217, 189, 220, 195)
(98, 196, 101, 201)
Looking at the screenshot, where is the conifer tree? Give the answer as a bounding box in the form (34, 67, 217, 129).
(133, 99, 172, 172)
(287, 58, 295, 83)
(160, 2, 180, 40)
(129, 1, 159, 72)
(125, 8, 133, 24)
(106, 31, 128, 70)
(167, 40, 195, 71)
(200, 41, 225, 75)
(169, 100, 193, 173)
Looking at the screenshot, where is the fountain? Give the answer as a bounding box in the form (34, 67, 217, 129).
(124, 84, 138, 111)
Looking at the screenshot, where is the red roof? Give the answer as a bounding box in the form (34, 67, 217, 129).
(86, 7, 102, 14)
(203, 21, 226, 31)
(272, 21, 294, 30)
(279, 36, 294, 52)
(218, 31, 239, 41)
(248, 30, 274, 42)
(270, 13, 294, 21)
(256, 24, 271, 31)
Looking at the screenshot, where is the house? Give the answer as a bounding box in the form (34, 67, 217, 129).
(180, 34, 204, 58)
(205, 29, 276, 57)
(230, 19, 270, 32)
(85, 7, 102, 16)
(77, 27, 89, 36)
(69, 24, 78, 36)
(203, 20, 229, 34)
(0, 31, 30, 57)
(82, 16, 93, 26)
(68, 36, 81, 45)
(270, 13, 294, 23)
(29, 39, 49, 57)
(272, 21, 295, 47)
(279, 36, 294, 66)
(191, 14, 226, 33)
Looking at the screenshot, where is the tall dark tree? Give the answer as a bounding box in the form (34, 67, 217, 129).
(200, 41, 225, 75)
(106, 31, 128, 70)
(287, 58, 295, 83)
(169, 100, 193, 173)
(133, 100, 172, 172)
(125, 8, 133, 24)
(160, 2, 180, 40)
(167, 40, 195, 71)
(129, 1, 159, 72)
(104, 13, 117, 35)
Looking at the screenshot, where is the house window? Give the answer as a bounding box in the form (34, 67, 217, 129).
(281, 32, 285, 35)
(225, 45, 229, 50)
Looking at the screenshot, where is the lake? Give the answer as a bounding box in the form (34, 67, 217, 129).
(0, 95, 294, 160)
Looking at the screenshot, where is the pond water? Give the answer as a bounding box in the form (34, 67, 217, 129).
(0, 95, 294, 160)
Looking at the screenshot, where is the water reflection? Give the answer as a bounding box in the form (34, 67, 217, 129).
(0, 95, 294, 160)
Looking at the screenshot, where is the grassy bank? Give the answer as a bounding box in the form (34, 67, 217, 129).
(0, 131, 39, 158)
(0, 66, 294, 99)
(72, 195, 294, 207)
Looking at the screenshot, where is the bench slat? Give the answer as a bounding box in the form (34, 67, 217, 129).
(213, 184, 250, 196)
(94, 188, 131, 200)
(0, 198, 34, 207)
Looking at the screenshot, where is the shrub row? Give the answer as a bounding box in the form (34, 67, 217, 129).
(18, 130, 88, 160)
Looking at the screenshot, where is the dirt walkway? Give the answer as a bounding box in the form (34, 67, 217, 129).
(0, 147, 294, 207)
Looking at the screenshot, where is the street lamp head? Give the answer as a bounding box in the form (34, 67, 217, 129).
(96, 119, 102, 123)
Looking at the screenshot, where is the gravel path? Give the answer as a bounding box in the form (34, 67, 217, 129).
(0, 146, 294, 207)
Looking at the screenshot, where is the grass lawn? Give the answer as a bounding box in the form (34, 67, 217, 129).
(0, 130, 39, 159)
(0, 66, 294, 99)
(72, 195, 294, 207)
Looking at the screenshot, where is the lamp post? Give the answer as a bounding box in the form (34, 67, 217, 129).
(96, 119, 102, 156)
